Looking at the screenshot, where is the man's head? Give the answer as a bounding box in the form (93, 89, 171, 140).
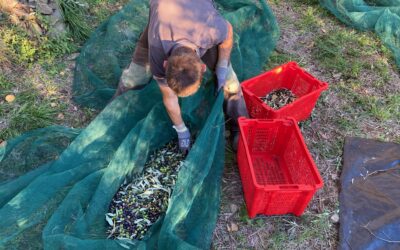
(165, 46, 206, 97)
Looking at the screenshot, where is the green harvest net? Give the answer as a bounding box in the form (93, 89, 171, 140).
(0, 0, 279, 249)
(320, 0, 400, 68)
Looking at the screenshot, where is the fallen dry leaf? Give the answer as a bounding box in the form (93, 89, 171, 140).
(230, 204, 239, 214)
(230, 222, 239, 232)
(5, 94, 15, 103)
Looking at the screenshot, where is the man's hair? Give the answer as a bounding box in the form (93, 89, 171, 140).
(166, 46, 203, 94)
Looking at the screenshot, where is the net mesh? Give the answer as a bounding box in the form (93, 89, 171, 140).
(320, 0, 400, 69)
(0, 0, 279, 249)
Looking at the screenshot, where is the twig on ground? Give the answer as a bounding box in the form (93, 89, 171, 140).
(362, 222, 400, 243)
(248, 227, 266, 238)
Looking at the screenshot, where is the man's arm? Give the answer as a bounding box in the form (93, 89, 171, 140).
(218, 21, 233, 66)
(158, 82, 184, 126)
(216, 21, 233, 91)
(158, 81, 191, 153)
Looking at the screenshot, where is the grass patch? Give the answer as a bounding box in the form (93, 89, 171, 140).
(86, 0, 128, 24)
(295, 6, 326, 31)
(314, 31, 362, 78)
(298, 211, 333, 243)
(57, 0, 92, 41)
(0, 25, 77, 66)
(0, 73, 69, 140)
(314, 29, 389, 79)
(333, 82, 400, 122)
(265, 50, 302, 70)
(0, 0, 128, 141)
(269, 229, 290, 249)
(266, 212, 333, 248)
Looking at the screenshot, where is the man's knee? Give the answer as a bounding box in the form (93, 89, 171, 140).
(120, 62, 152, 89)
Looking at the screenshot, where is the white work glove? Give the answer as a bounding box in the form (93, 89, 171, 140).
(216, 61, 240, 95)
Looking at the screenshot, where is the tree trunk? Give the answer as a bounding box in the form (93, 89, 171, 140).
(0, 0, 42, 35)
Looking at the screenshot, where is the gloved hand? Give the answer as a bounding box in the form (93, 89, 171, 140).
(216, 64, 228, 93)
(173, 124, 191, 154)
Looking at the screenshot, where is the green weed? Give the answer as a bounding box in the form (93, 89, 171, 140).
(265, 50, 302, 70)
(298, 211, 332, 242)
(334, 83, 400, 122)
(0, 73, 68, 141)
(296, 0, 320, 5)
(57, 0, 92, 41)
(38, 35, 77, 63)
(296, 6, 321, 31)
(238, 204, 252, 224)
(0, 88, 57, 140)
(86, 0, 127, 24)
(0, 75, 14, 91)
(313, 30, 384, 79)
(0, 28, 37, 64)
(0, 26, 77, 66)
(268, 228, 290, 249)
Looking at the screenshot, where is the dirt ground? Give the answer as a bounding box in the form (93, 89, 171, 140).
(212, 0, 400, 249)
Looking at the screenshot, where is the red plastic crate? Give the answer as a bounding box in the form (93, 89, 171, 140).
(241, 62, 328, 121)
(237, 117, 323, 218)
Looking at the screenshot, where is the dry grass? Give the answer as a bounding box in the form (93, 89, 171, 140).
(1, 0, 399, 248)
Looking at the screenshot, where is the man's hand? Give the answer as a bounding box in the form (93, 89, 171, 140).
(158, 82, 191, 153)
(173, 124, 191, 153)
(216, 21, 233, 93)
(216, 63, 228, 92)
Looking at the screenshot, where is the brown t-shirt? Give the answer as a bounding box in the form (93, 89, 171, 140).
(148, 0, 228, 85)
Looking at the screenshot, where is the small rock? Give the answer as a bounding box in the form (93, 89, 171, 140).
(229, 204, 239, 214)
(230, 222, 239, 232)
(306, 41, 315, 48)
(37, 1, 53, 15)
(48, 2, 57, 10)
(60, 71, 65, 76)
(66, 53, 80, 61)
(50, 102, 57, 107)
(28, 0, 36, 8)
(332, 73, 342, 79)
(48, 8, 67, 38)
(330, 213, 339, 224)
(57, 113, 65, 120)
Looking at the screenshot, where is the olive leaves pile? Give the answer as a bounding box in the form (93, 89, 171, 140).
(106, 142, 185, 240)
(261, 88, 297, 110)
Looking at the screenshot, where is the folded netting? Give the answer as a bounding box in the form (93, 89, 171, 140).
(0, 0, 279, 249)
(320, 0, 400, 68)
